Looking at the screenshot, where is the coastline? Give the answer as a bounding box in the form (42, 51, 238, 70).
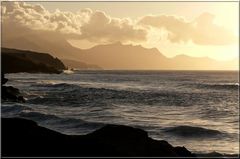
(2, 117, 239, 158)
(1, 69, 239, 157)
(2, 117, 195, 157)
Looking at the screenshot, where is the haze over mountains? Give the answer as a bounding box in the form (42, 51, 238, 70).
(2, 31, 238, 70)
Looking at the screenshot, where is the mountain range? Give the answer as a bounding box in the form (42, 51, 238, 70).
(2, 31, 238, 70)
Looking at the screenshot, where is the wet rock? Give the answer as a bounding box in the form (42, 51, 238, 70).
(1, 72, 25, 103)
(1, 72, 8, 85)
(2, 86, 25, 102)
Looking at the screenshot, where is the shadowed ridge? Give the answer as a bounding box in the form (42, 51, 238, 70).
(1, 47, 66, 74)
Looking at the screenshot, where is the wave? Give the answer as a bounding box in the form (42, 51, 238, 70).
(33, 80, 154, 93)
(39, 80, 239, 92)
(44, 83, 76, 89)
(1, 104, 32, 115)
(32, 82, 75, 88)
(19, 111, 105, 129)
(63, 69, 74, 74)
(31, 82, 168, 96)
(41, 82, 125, 92)
(197, 83, 239, 90)
(163, 125, 225, 138)
(28, 81, 239, 108)
(28, 83, 207, 107)
(19, 111, 62, 121)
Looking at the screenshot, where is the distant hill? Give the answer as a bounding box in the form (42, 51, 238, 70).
(77, 42, 171, 70)
(2, 48, 66, 74)
(2, 31, 238, 70)
(61, 59, 102, 70)
(169, 54, 238, 70)
(77, 42, 238, 70)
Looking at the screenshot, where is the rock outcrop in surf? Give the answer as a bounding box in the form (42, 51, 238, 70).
(1, 73, 25, 102)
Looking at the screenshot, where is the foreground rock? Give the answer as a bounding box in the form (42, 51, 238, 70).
(196, 152, 238, 159)
(2, 118, 196, 157)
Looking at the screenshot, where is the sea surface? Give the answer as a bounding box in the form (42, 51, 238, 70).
(2, 70, 239, 155)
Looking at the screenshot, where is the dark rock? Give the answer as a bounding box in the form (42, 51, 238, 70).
(2, 47, 66, 74)
(1, 72, 25, 102)
(2, 117, 196, 157)
(174, 146, 194, 157)
(87, 124, 148, 140)
(1, 72, 8, 85)
(198, 151, 224, 157)
(2, 86, 25, 102)
(195, 151, 238, 159)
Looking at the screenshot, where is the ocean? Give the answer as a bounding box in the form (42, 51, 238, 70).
(2, 70, 239, 155)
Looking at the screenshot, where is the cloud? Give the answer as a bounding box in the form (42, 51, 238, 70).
(79, 11, 147, 42)
(1, 2, 147, 43)
(138, 12, 237, 45)
(1, 2, 83, 34)
(1, 2, 237, 46)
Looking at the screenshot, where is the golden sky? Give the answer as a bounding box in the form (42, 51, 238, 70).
(2, 1, 239, 61)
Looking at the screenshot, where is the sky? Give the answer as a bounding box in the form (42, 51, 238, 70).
(2, 1, 239, 61)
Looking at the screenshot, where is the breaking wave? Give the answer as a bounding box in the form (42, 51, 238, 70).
(19, 111, 105, 130)
(163, 125, 225, 138)
(197, 83, 239, 90)
(1, 104, 32, 115)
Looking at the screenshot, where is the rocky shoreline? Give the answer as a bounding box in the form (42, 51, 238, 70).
(1, 47, 67, 102)
(0, 72, 196, 157)
(1, 72, 238, 158)
(2, 118, 195, 157)
(2, 117, 196, 157)
(3, 117, 237, 158)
